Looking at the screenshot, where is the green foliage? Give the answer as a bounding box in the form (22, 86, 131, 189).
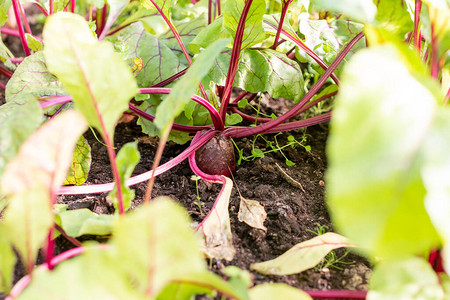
(56, 206, 116, 237)
(249, 283, 312, 300)
(1, 110, 87, 274)
(223, 0, 266, 49)
(43, 12, 138, 139)
(311, 0, 376, 23)
(209, 48, 304, 101)
(0, 226, 16, 294)
(296, 17, 365, 73)
(160, 14, 207, 63)
(251, 232, 353, 275)
(108, 141, 140, 212)
(327, 44, 441, 260)
(25, 34, 44, 53)
(114, 22, 181, 87)
(5, 52, 65, 102)
(64, 135, 91, 185)
(0, 0, 11, 26)
(367, 257, 444, 299)
(154, 38, 230, 132)
(0, 98, 43, 177)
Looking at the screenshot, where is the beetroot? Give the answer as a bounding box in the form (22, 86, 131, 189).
(195, 135, 236, 177)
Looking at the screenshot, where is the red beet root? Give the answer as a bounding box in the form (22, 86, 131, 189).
(195, 135, 236, 177)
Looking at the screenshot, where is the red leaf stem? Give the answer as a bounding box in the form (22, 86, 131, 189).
(444, 86, 450, 105)
(7, 245, 109, 300)
(10, 57, 24, 64)
(0, 27, 43, 42)
(152, 68, 187, 87)
(0, 82, 6, 90)
(304, 289, 367, 299)
(413, 0, 422, 53)
(18, 1, 32, 34)
(10, 0, 31, 56)
(33, 3, 49, 16)
(138, 87, 223, 129)
(0, 65, 13, 78)
(271, 0, 293, 50)
(219, 0, 254, 125)
(57, 130, 218, 195)
(71, 0, 76, 13)
(129, 103, 213, 132)
(148, 0, 209, 101)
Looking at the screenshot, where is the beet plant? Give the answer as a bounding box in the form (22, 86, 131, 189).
(1, 0, 450, 298)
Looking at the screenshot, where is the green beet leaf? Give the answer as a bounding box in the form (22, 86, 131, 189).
(422, 109, 450, 272)
(1, 110, 87, 272)
(311, 0, 376, 23)
(160, 14, 207, 64)
(189, 17, 231, 54)
(209, 48, 304, 102)
(25, 34, 43, 53)
(250, 232, 354, 275)
(140, 0, 174, 17)
(326, 44, 440, 260)
(1, 110, 88, 194)
(0, 98, 43, 177)
(115, 22, 181, 87)
(157, 271, 248, 300)
(56, 208, 116, 237)
(136, 96, 193, 144)
(18, 246, 144, 300)
(223, 0, 266, 49)
(0, 39, 14, 70)
(296, 17, 365, 72)
(43, 12, 138, 140)
(154, 38, 230, 132)
(1, 188, 52, 276)
(374, 0, 414, 38)
(0, 226, 16, 294)
(367, 257, 444, 300)
(0, 0, 11, 27)
(108, 141, 140, 212)
(249, 283, 312, 300)
(64, 135, 91, 185)
(5, 52, 65, 102)
(110, 197, 206, 297)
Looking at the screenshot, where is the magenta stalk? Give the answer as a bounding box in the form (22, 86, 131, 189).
(10, 0, 31, 56)
(219, 0, 254, 125)
(148, 0, 209, 101)
(271, 0, 293, 50)
(223, 32, 364, 139)
(413, 0, 422, 52)
(304, 289, 367, 299)
(57, 130, 218, 195)
(7, 245, 109, 300)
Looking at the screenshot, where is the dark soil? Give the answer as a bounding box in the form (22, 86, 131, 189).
(1, 10, 371, 298)
(55, 116, 371, 294)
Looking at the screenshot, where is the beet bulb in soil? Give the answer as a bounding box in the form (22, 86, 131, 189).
(195, 135, 236, 177)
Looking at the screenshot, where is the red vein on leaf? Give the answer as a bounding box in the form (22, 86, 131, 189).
(70, 42, 126, 214)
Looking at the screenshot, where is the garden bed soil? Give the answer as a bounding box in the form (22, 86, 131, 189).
(58, 117, 371, 294)
(1, 20, 371, 298)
